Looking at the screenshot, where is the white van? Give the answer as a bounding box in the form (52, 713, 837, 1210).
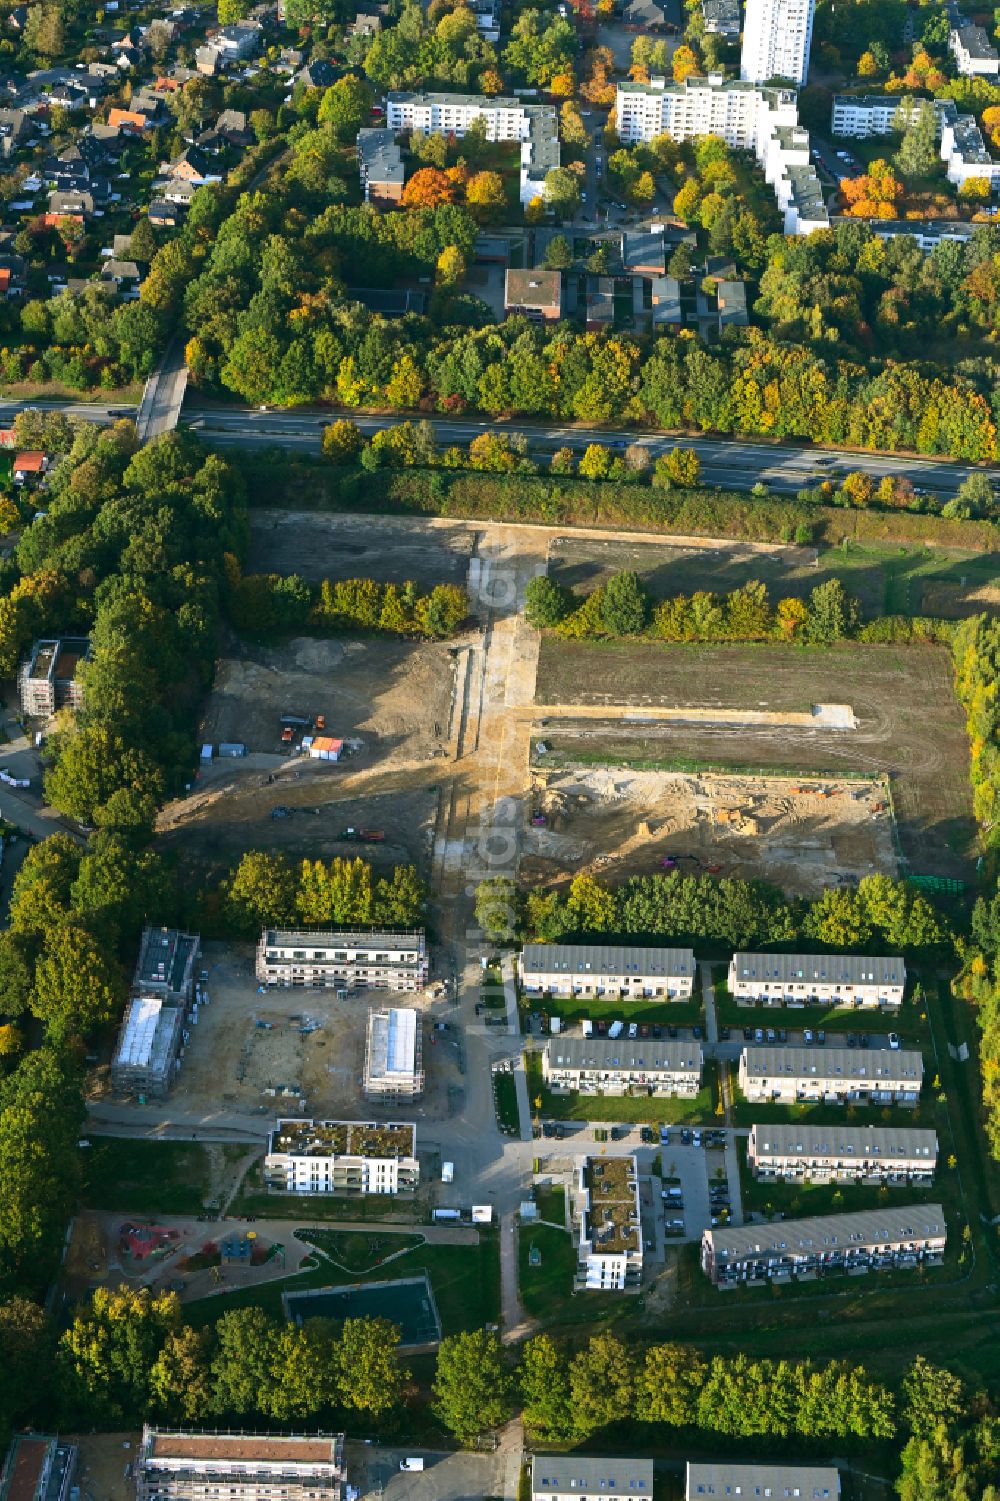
(400, 1459, 425, 1472)
(582, 1019, 593, 1038)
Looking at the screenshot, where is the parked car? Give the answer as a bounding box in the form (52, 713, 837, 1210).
(628, 1022, 638, 1039)
(847, 1033, 857, 1047)
(803, 1028, 814, 1044)
(888, 1031, 901, 1049)
(754, 1027, 764, 1043)
(817, 1029, 826, 1044)
(765, 1027, 776, 1043)
(743, 1027, 753, 1041)
(720, 1026, 731, 1040)
(693, 1024, 703, 1039)
(652, 1024, 662, 1038)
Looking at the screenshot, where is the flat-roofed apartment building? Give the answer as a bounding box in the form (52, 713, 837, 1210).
(544, 1036, 703, 1098)
(738, 1045, 922, 1106)
(577, 1154, 643, 1290)
(729, 951, 905, 1009)
(533, 1455, 654, 1501)
(521, 942, 696, 999)
(0, 1435, 77, 1501)
(686, 1461, 840, 1500)
(256, 928, 428, 990)
(748, 1123, 938, 1184)
(701, 1203, 946, 1286)
(264, 1118, 419, 1194)
(386, 90, 558, 205)
(18, 636, 89, 717)
(364, 1005, 424, 1101)
(134, 1429, 346, 1501)
(111, 926, 200, 1098)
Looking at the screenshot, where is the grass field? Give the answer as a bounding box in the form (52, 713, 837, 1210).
(493, 1069, 521, 1133)
(527, 994, 704, 1027)
(295, 1228, 423, 1272)
(526, 1050, 719, 1124)
(547, 535, 1000, 622)
(518, 1220, 578, 1320)
(534, 638, 975, 880)
(83, 1140, 246, 1216)
(186, 1231, 501, 1338)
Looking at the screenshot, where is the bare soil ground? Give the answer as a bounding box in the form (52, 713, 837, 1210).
(247, 511, 476, 588)
(71, 1434, 141, 1501)
(534, 639, 976, 880)
(524, 769, 896, 897)
(169, 941, 464, 1124)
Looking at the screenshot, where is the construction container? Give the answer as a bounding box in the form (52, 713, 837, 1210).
(219, 742, 246, 757)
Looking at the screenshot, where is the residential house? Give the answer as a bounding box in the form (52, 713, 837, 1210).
(651, 273, 682, 326)
(0, 1435, 78, 1501)
(542, 1037, 704, 1098)
(623, 0, 670, 26)
(747, 1123, 939, 1184)
(831, 215, 978, 250)
(686, 1463, 839, 1500)
(940, 112, 1000, 189)
(12, 450, 49, 486)
(621, 228, 665, 274)
(162, 145, 222, 184)
(18, 635, 89, 715)
(257, 928, 429, 990)
(357, 126, 404, 203)
(148, 198, 184, 226)
(950, 21, 1000, 77)
(728, 951, 906, 1009)
(215, 20, 264, 60)
(0, 108, 30, 158)
(533, 1456, 654, 1501)
(702, 0, 740, 34)
(195, 45, 221, 75)
(100, 257, 141, 297)
(701, 1203, 946, 1286)
(363, 1006, 424, 1101)
(717, 277, 748, 327)
(576, 1155, 643, 1290)
(263, 1118, 419, 1194)
(349, 287, 427, 315)
(47, 187, 94, 216)
(738, 1044, 924, 1106)
(134, 1430, 347, 1501)
(349, 12, 382, 38)
(504, 267, 562, 320)
(520, 942, 696, 999)
(585, 274, 614, 329)
(296, 58, 338, 89)
(216, 107, 252, 145)
(110, 925, 201, 1098)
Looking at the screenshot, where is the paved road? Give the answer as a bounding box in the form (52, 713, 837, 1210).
(0, 397, 991, 498)
(134, 340, 189, 443)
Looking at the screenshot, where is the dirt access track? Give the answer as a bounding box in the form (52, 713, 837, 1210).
(533, 637, 976, 881)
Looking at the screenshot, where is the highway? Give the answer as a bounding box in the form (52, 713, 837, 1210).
(0, 395, 990, 498)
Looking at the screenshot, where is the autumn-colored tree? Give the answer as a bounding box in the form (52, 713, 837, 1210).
(480, 67, 504, 94)
(436, 244, 466, 284)
(401, 168, 456, 208)
(550, 71, 576, 97)
(841, 469, 874, 506)
(841, 158, 903, 219)
(525, 195, 547, 223)
(466, 170, 507, 221)
(776, 596, 809, 640)
(857, 49, 879, 76)
(672, 44, 699, 82)
(959, 176, 991, 200)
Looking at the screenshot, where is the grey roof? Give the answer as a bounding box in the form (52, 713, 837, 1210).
(533, 1457, 654, 1499)
(357, 126, 403, 186)
(264, 927, 426, 953)
(741, 1045, 923, 1084)
(701, 0, 740, 31)
(523, 943, 695, 977)
(732, 951, 905, 986)
(546, 1037, 703, 1074)
(623, 0, 667, 22)
(622, 229, 665, 269)
(954, 21, 999, 61)
(687, 1463, 840, 1500)
(704, 1203, 946, 1262)
(750, 1123, 938, 1163)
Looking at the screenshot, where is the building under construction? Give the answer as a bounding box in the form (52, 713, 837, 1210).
(363, 1006, 424, 1101)
(110, 927, 201, 1098)
(18, 637, 89, 718)
(134, 1429, 346, 1501)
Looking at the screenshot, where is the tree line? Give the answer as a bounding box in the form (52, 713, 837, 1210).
(526, 569, 868, 645)
(216, 850, 428, 939)
(225, 558, 469, 641)
(476, 869, 949, 956)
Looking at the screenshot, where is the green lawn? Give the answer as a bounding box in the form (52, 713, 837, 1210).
(714, 976, 928, 1046)
(527, 995, 705, 1027)
(185, 1232, 501, 1338)
(83, 1139, 247, 1216)
(735, 1137, 954, 1222)
(728, 1081, 936, 1131)
(526, 1050, 719, 1124)
(535, 1184, 566, 1225)
(296, 1228, 423, 1272)
(518, 1221, 578, 1320)
(493, 1069, 521, 1133)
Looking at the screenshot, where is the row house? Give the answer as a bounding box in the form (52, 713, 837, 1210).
(702, 1204, 946, 1286)
(747, 1123, 938, 1184)
(738, 1045, 923, 1106)
(520, 942, 696, 1000)
(543, 1037, 703, 1098)
(728, 951, 905, 1009)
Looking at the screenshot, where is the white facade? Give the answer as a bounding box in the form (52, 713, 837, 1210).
(702, 1204, 946, 1285)
(534, 1457, 653, 1501)
(385, 91, 558, 205)
(264, 1118, 418, 1194)
(256, 928, 428, 990)
(741, 0, 815, 86)
(577, 1155, 643, 1291)
(950, 22, 1000, 77)
(687, 1464, 840, 1501)
(543, 1037, 703, 1098)
(135, 1431, 346, 1501)
(728, 951, 905, 1009)
(363, 1005, 424, 1101)
(748, 1123, 938, 1183)
(615, 76, 828, 235)
(831, 94, 906, 138)
(941, 115, 1000, 189)
(520, 942, 695, 1000)
(738, 1045, 923, 1106)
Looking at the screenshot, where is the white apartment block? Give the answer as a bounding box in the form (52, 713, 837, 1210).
(741, 0, 815, 86)
(256, 928, 428, 990)
(543, 1037, 703, 1097)
(577, 1154, 643, 1291)
(520, 942, 695, 1000)
(748, 1123, 938, 1184)
(363, 1005, 424, 1101)
(615, 75, 828, 235)
(941, 114, 1000, 189)
(738, 1045, 923, 1106)
(728, 951, 905, 1009)
(385, 90, 558, 205)
(831, 93, 909, 137)
(534, 1456, 654, 1501)
(687, 1463, 840, 1501)
(950, 21, 1000, 77)
(701, 1203, 946, 1285)
(134, 1430, 346, 1501)
(263, 1118, 419, 1195)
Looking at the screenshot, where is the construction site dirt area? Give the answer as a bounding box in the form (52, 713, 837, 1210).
(71, 1433, 141, 1501)
(166, 941, 462, 1123)
(247, 511, 476, 588)
(534, 638, 975, 881)
(525, 769, 897, 896)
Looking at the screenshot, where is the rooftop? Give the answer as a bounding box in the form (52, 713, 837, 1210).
(534, 1456, 654, 1498)
(366, 1006, 421, 1083)
(954, 21, 999, 60)
(135, 925, 199, 997)
(686, 1463, 840, 1500)
(264, 928, 426, 953)
(357, 126, 403, 186)
(144, 1431, 343, 1467)
(505, 268, 561, 308)
(741, 1045, 923, 1083)
(269, 1118, 416, 1158)
(0, 1437, 76, 1501)
(582, 1155, 641, 1256)
(523, 942, 695, 977)
(705, 1203, 946, 1262)
(547, 1037, 703, 1074)
(732, 951, 905, 986)
(750, 1123, 938, 1161)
